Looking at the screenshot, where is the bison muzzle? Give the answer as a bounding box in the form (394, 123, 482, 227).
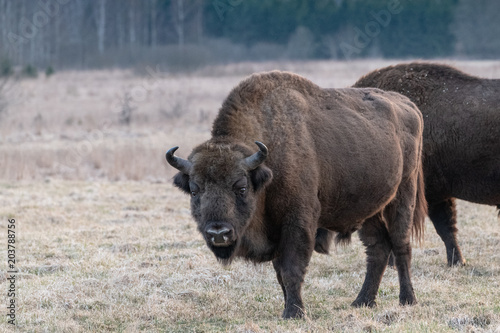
(166, 71, 426, 319)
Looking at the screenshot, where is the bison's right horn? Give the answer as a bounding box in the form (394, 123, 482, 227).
(166, 147, 192, 174)
(244, 141, 268, 170)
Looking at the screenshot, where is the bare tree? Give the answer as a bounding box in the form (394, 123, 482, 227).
(0, 0, 7, 56)
(171, 0, 204, 48)
(115, 2, 125, 49)
(0, 0, 207, 68)
(128, 0, 136, 45)
(173, 0, 185, 47)
(95, 0, 107, 54)
(150, 0, 158, 48)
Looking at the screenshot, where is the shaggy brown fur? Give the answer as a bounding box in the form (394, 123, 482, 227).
(354, 62, 500, 266)
(167, 71, 426, 319)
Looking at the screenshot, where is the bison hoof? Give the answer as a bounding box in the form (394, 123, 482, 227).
(314, 228, 332, 255)
(399, 295, 417, 306)
(282, 306, 305, 319)
(351, 299, 376, 308)
(314, 242, 329, 255)
(446, 248, 466, 267)
(448, 258, 466, 267)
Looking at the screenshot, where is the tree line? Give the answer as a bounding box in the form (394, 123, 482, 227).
(0, 0, 498, 71)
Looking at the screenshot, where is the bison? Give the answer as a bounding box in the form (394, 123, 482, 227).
(166, 71, 426, 318)
(353, 63, 500, 266)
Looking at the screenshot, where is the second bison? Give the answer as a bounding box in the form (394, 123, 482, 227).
(354, 63, 500, 266)
(166, 71, 426, 318)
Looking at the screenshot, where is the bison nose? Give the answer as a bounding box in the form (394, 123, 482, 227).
(206, 227, 232, 246)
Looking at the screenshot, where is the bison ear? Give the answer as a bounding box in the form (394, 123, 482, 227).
(173, 172, 190, 194)
(250, 165, 273, 192)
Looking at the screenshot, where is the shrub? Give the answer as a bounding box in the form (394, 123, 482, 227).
(22, 64, 38, 78)
(45, 66, 55, 77)
(0, 58, 13, 77)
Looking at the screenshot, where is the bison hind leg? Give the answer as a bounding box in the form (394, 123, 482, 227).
(428, 198, 465, 266)
(314, 228, 334, 254)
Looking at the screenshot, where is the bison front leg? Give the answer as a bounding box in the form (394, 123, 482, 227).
(272, 225, 314, 319)
(352, 214, 391, 307)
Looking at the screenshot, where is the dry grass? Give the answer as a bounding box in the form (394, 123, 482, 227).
(0, 181, 499, 332)
(0, 60, 499, 332)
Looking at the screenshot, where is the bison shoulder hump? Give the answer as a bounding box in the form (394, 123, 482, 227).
(226, 71, 321, 103)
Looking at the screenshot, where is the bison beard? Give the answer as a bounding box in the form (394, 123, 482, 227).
(166, 71, 426, 319)
(354, 62, 500, 266)
(208, 242, 237, 261)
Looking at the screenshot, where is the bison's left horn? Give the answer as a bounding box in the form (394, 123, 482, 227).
(166, 147, 192, 174)
(244, 141, 268, 170)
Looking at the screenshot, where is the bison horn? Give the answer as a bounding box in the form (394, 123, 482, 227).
(166, 147, 192, 174)
(244, 141, 268, 170)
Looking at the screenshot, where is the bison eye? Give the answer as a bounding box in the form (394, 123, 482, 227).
(239, 187, 246, 195)
(189, 182, 200, 197)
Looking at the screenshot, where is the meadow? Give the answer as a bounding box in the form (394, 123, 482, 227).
(0, 60, 499, 332)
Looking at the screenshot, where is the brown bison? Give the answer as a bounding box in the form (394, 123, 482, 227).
(166, 71, 426, 318)
(353, 63, 500, 266)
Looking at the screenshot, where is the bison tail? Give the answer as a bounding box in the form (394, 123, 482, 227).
(334, 231, 352, 247)
(412, 162, 427, 244)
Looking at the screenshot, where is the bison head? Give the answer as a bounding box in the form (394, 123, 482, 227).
(166, 141, 273, 263)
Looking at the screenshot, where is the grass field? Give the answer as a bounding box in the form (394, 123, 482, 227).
(0, 60, 499, 332)
(0, 181, 499, 332)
